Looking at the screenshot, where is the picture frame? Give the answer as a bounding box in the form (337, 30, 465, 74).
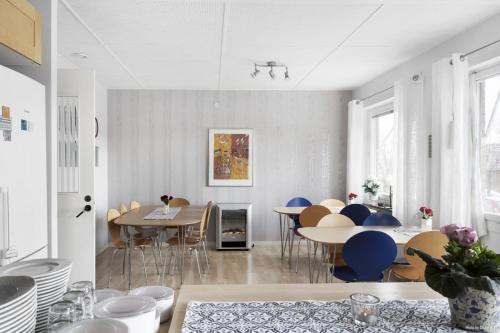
(208, 129, 253, 187)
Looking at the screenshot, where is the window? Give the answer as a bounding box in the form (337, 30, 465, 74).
(475, 70, 500, 214)
(370, 107, 395, 193)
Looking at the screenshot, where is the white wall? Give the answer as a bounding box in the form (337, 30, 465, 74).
(108, 90, 351, 242)
(353, 12, 500, 246)
(95, 82, 108, 254)
(8, 0, 59, 258)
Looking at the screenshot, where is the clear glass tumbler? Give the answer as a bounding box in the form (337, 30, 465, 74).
(350, 293, 380, 326)
(69, 280, 95, 318)
(47, 301, 75, 328)
(62, 290, 86, 321)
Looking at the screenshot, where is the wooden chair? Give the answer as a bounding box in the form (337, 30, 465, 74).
(119, 203, 128, 215)
(128, 200, 162, 264)
(316, 213, 355, 269)
(162, 201, 213, 282)
(389, 231, 448, 281)
(169, 198, 190, 207)
(320, 199, 346, 208)
(292, 205, 330, 273)
(107, 208, 158, 287)
(130, 201, 141, 210)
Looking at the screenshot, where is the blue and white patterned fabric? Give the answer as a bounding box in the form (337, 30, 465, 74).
(143, 207, 181, 220)
(182, 299, 468, 332)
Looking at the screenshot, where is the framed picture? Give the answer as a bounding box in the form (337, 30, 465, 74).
(208, 129, 253, 187)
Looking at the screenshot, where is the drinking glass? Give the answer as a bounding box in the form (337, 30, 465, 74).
(62, 290, 86, 321)
(47, 301, 75, 328)
(47, 319, 72, 332)
(350, 293, 380, 326)
(69, 280, 95, 318)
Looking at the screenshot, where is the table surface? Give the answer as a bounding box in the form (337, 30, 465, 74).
(273, 206, 376, 215)
(298, 226, 424, 245)
(168, 282, 442, 333)
(113, 205, 205, 227)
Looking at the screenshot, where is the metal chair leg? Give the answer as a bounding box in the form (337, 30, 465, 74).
(139, 246, 148, 285)
(121, 249, 126, 278)
(295, 237, 302, 273)
(202, 238, 209, 272)
(151, 245, 159, 275)
(108, 248, 120, 288)
(194, 248, 202, 281)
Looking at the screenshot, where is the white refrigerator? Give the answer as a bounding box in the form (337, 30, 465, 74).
(0, 64, 48, 266)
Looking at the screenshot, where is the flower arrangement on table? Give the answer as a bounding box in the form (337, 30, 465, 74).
(408, 224, 500, 332)
(160, 195, 174, 213)
(362, 178, 380, 200)
(419, 206, 433, 227)
(348, 192, 358, 204)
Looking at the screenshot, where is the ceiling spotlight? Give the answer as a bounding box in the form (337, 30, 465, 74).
(250, 65, 260, 78)
(269, 67, 276, 80)
(284, 67, 290, 80)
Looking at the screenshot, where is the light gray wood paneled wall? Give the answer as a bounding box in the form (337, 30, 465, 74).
(108, 90, 351, 241)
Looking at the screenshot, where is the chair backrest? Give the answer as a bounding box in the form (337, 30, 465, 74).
(320, 199, 346, 208)
(286, 197, 312, 207)
(199, 201, 213, 238)
(404, 231, 448, 280)
(362, 212, 401, 226)
(107, 209, 123, 247)
(130, 201, 141, 210)
(343, 230, 397, 281)
(339, 204, 371, 226)
(169, 197, 190, 207)
(299, 205, 331, 228)
(317, 213, 355, 227)
(119, 204, 128, 215)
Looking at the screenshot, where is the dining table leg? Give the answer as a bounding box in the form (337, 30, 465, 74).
(126, 228, 133, 290)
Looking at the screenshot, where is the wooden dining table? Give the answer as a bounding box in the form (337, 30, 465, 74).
(298, 225, 426, 283)
(113, 205, 206, 288)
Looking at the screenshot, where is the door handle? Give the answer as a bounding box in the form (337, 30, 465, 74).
(76, 204, 92, 218)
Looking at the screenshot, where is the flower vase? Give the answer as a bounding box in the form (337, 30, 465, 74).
(448, 288, 499, 332)
(368, 193, 378, 203)
(163, 204, 170, 214)
(421, 218, 432, 230)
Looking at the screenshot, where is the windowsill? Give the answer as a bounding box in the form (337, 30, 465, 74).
(484, 213, 500, 223)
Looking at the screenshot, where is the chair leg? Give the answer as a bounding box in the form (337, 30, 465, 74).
(151, 244, 159, 275)
(121, 249, 126, 278)
(107, 248, 120, 288)
(289, 232, 295, 267)
(202, 238, 209, 272)
(295, 237, 302, 273)
(139, 246, 148, 285)
(194, 248, 202, 281)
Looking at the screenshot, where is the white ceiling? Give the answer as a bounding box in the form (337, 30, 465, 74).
(58, 0, 500, 90)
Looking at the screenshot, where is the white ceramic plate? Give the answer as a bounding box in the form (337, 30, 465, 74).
(129, 285, 174, 301)
(33, 267, 71, 283)
(95, 289, 126, 304)
(94, 295, 156, 319)
(0, 302, 36, 332)
(0, 293, 36, 322)
(58, 318, 129, 333)
(0, 259, 72, 279)
(0, 276, 36, 309)
(0, 286, 36, 313)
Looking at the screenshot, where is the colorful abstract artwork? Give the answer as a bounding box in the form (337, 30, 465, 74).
(209, 129, 253, 186)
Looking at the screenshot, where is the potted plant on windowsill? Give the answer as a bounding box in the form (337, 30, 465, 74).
(362, 178, 380, 202)
(408, 224, 500, 332)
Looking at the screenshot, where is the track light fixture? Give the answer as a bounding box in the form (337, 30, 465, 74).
(250, 61, 290, 80)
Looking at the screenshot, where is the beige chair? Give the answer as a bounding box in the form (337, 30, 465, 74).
(130, 201, 141, 210)
(169, 198, 190, 207)
(320, 199, 346, 208)
(119, 203, 128, 215)
(316, 213, 354, 268)
(292, 205, 331, 273)
(107, 208, 157, 287)
(389, 231, 448, 281)
(162, 201, 213, 282)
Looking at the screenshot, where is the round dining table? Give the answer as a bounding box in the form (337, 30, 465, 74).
(297, 225, 426, 283)
(113, 205, 206, 288)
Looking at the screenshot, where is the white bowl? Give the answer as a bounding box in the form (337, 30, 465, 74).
(129, 286, 174, 323)
(95, 289, 126, 303)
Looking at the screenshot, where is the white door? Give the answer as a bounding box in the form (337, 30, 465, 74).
(57, 69, 95, 284)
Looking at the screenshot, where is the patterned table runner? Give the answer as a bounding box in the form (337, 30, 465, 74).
(182, 299, 467, 332)
(144, 207, 181, 220)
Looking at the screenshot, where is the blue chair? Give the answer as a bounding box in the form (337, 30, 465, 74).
(286, 197, 312, 229)
(332, 230, 397, 282)
(339, 204, 371, 226)
(363, 212, 401, 226)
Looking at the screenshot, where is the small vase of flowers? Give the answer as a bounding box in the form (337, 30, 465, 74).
(160, 195, 173, 213)
(362, 178, 380, 202)
(408, 225, 500, 332)
(419, 206, 433, 228)
(348, 192, 358, 204)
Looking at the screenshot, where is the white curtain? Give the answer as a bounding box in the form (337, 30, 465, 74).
(393, 74, 426, 226)
(432, 54, 487, 235)
(346, 100, 369, 201)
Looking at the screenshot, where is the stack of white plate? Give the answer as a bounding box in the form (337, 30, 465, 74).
(95, 289, 126, 304)
(129, 286, 174, 323)
(0, 259, 72, 332)
(94, 295, 158, 333)
(58, 318, 129, 333)
(0, 276, 37, 332)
